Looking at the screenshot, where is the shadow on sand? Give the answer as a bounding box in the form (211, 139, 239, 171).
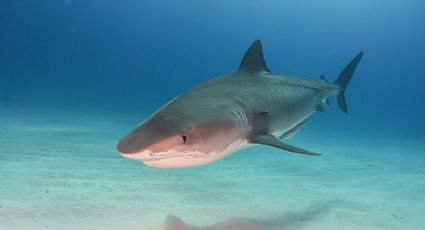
(164, 202, 333, 230)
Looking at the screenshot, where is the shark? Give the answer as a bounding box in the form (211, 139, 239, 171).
(116, 40, 363, 168)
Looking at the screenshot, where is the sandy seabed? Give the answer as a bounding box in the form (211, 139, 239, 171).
(0, 109, 424, 230)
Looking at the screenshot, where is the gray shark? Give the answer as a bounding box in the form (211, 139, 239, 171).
(117, 40, 363, 168)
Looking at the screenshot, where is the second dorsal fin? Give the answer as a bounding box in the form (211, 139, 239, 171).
(237, 40, 271, 74)
(320, 75, 328, 83)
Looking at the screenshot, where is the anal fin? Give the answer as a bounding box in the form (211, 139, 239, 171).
(251, 134, 321, 156)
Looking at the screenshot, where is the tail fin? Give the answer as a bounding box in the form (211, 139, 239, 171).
(334, 52, 363, 113)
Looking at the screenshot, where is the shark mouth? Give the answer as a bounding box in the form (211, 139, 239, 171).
(120, 149, 207, 161)
(120, 140, 249, 168)
(121, 150, 216, 168)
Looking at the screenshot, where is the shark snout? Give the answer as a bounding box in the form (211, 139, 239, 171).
(116, 129, 169, 161)
(116, 140, 134, 155)
(116, 131, 145, 155)
(116, 138, 153, 161)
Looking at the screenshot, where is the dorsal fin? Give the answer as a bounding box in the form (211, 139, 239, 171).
(237, 40, 271, 73)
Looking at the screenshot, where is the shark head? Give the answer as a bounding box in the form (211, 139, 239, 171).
(116, 41, 271, 168)
(116, 40, 282, 168)
(116, 103, 247, 168)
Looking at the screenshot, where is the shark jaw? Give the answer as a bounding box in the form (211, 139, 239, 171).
(119, 140, 249, 169)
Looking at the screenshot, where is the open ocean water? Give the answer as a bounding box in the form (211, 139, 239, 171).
(0, 1, 424, 229)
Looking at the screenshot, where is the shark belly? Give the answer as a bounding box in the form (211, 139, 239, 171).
(272, 102, 317, 136)
(257, 86, 320, 137)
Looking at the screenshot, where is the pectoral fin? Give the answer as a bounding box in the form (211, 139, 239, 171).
(251, 134, 321, 156)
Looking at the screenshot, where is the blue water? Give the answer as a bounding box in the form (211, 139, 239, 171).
(1, 1, 424, 229)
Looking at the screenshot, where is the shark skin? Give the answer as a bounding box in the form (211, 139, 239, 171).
(117, 40, 363, 168)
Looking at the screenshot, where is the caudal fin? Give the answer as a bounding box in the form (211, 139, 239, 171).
(334, 52, 363, 113)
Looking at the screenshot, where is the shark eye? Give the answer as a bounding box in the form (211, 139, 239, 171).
(181, 135, 187, 144)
